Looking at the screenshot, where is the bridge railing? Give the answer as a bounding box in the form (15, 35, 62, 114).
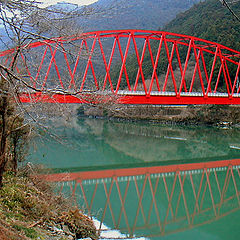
(1, 30, 240, 104)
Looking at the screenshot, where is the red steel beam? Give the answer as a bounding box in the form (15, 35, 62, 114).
(19, 93, 240, 105)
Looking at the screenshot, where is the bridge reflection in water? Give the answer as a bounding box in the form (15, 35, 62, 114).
(44, 158, 240, 238)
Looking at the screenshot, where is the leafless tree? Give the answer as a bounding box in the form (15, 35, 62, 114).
(0, 0, 122, 187)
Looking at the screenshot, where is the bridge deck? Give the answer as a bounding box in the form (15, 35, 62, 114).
(19, 90, 240, 104)
(117, 90, 240, 97)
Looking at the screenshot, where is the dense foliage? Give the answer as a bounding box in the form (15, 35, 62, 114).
(163, 0, 240, 51)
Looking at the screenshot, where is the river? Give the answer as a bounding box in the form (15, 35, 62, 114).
(29, 117, 240, 240)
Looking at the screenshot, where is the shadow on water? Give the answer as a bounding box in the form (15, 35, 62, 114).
(31, 118, 240, 239)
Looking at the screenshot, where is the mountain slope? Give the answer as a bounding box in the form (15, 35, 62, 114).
(80, 0, 201, 31)
(163, 0, 240, 50)
(109, 0, 240, 90)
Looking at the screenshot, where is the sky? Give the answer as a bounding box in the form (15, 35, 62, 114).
(39, 0, 99, 8)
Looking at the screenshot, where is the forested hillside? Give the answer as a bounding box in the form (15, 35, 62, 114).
(81, 0, 201, 31)
(110, 0, 240, 90)
(163, 0, 240, 51)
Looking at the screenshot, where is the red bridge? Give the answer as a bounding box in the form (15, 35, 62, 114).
(1, 30, 240, 105)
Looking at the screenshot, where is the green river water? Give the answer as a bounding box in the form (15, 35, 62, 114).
(29, 117, 240, 240)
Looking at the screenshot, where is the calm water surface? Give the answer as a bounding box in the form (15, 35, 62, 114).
(29, 118, 240, 240)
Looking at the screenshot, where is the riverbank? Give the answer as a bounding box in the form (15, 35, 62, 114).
(81, 104, 240, 126)
(0, 167, 98, 240)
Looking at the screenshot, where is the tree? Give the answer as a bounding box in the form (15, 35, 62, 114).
(0, 75, 30, 187)
(0, 1, 69, 187)
(0, 0, 122, 187)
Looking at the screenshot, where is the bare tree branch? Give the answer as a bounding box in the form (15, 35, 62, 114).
(219, 0, 240, 22)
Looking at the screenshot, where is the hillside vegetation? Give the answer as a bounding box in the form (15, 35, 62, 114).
(163, 0, 240, 51)
(0, 170, 98, 240)
(109, 0, 240, 89)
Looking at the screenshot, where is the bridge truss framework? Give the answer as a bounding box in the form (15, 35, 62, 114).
(1, 30, 240, 104)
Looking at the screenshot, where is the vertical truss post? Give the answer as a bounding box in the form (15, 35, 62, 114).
(163, 173, 177, 233)
(214, 64, 223, 93)
(191, 46, 205, 94)
(173, 44, 185, 92)
(147, 176, 162, 231)
(189, 173, 200, 212)
(98, 35, 114, 92)
(218, 48, 231, 96)
(191, 171, 205, 225)
(218, 167, 231, 215)
(116, 34, 132, 93)
(201, 50, 212, 93)
(41, 43, 59, 91)
(148, 34, 164, 96)
(103, 38, 117, 91)
(20, 53, 34, 86)
(163, 42, 177, 92)
(214, 170, 222, 199)
(231, 61, 240, 95)
(69, 182, 78, 207)
(179, 39, 192, 96)
(133, 37, 148, 92)
(80, 38, 98, 92)
(206, 47, 219, 96)
(147, 177, 160, 224)
(35, 46, 48, 89)
(68, 40, 84, 90)
(163, 174, 174, 218)
(146, 37, 161, 91)
(132, 175, 148, 235)
(230, 167, 240, 205)
(89, 183, 98, 215)
(224, 59, 233, 92)
(174, 173, 186, 220)
(114, 177, 131, 233)
(132, 33, 147, 94)
(178, 173, 191, 224)
(99, 180, 115, 231)
(163, 38, 178, 94)
(205, 169, 217, 216)
(49, 45, 64, 89)
(79, 181, 91, 215)
(60, 42, 75, 90)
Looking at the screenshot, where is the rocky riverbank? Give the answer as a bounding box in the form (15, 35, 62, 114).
(80, 104, 240, 126)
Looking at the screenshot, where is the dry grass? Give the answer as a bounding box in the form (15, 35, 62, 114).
(0, 168, 98, 240)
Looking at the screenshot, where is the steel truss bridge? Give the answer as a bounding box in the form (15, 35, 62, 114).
(1, 30, 240, 105)
(43, 158, 240, 238)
